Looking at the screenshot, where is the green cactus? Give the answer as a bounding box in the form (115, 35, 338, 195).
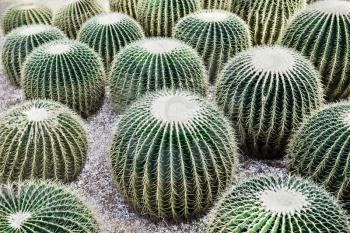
(208, 174, 350, 233)
(282, 1, 350, 100)
(201, 0, 230, 9)
(216, 46, 323, 159)
(229, 0, 306, 45)
(22, 39, 105, 117)
(0, 181, 100, 232)
(78, 13, 144, 72)
(0, 100, 87, 183)
(109, 38, 207, 113)
(137, 0, 200, 37)
(109, 0, 138, 18)
(109, 90, 238, 221)
(53, 0, 104, 39)
(174, 10, 251, 83)
(2, 25, 65, 86)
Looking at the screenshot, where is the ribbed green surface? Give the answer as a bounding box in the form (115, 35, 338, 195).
(137, 0, 200, 37)
(208, 174, 350, 232)
(53, 0, 104, 39)
(0, 182, 99, 232)
(2, 25, 65, 86)
(109, 90, 238, 221)
(109, 0, 138, 18)
(78, 13, 144, 72)
(109, 38, 207, 113)
(201, 0, 230, 9)
(174, 10, 251, 82)
(22, 39, 105, 117)
(216, 46, 323, 158)
(1, 3, 52, 35)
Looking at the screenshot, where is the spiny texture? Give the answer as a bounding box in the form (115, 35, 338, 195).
(282, 0, 350, 100)
(216, 46, 323, 158)
(208, 174, 350, 232)
(2, 25, 65, 86)
(78, 13, 144, 72)
(174, 10, 251, 82)
(137, 0, 200, 37)
(0, 182, 99, 232)
(230, 0, 306, 45)
(22, 39, 105, 117)
(53, 0, 104, 39)
(201, 0, 230, 9)
(0, 100, 87, 183)
(109, 0, 138, 19)
(1, 3, 52, 35)
(109, 38, 207, 113)
(109, 90, 238, 221)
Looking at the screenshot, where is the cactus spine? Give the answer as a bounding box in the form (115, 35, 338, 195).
(109, 0, 138, 18)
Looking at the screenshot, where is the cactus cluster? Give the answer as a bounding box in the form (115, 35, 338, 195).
(201, 0, 230, 9)
(0, 100, 87, 183)
(282, 0, 350, 100)
(216, 46, 323, 158)
(22, 39, 105, 117)
(78, 13, 144, 72)
(109, 38, 207, 113)
(1, 3, 52, 35)
(109, 0, 138, 19)
(174, 10, 251, 82)
(109, 90, 238, 221)
(208, 174, 350, 232)
(0, 181, 99, 232)
(2, 25, 65, 86)
(229, 0, 306, 45)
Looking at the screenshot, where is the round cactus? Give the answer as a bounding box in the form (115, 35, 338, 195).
(216, 46, 323, 158)
(201, 0, 230, 9)
(0, 100, 87, 183)
(78, 13, 144, 72)
(282, 1, 350, 100)
(53, 0, 104, 39)
(208, 174, 350, 232)
(22, 39, 105, 117)
(0, 181, 99, 232)
(109, 38, 207, 113)
(109, 0, 138, 18)
(137, 0, 200, 37)
(229, 0, 306, 45)
(174, 10, 251, 82)
(109, 90, 238, 221)
(1, 2, 52, 35)
(1, 25, 65, 86)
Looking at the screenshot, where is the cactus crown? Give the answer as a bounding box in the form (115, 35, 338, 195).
(309, 0, 350, 15)
(193, 10, 232, 22)
(139, 38, 184, 54)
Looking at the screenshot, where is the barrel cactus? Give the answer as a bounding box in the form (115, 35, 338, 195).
(78, 13, 144, 72)
(282, 0, 350, 100)
(1, 3, 52, 35)
(216, 46, 323, 158)
(53, 0, 104, 39)
(109, 0, 138, 18)
(2, 25, 65, 86)
(0, 181, 99, 232)
(109, 90, 238, 221)
(229, 0, 306, 45)
(137, 0, 200, 37)
(208, 174, 350, 232)
(109, 38, 207, 113)
(22, 39, 105, 117)
(174, 10, 251, 82)
(201, 0, 230, 9)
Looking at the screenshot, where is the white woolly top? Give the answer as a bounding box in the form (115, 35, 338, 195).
(8, 212, 32, 229)
(17, 4, 37, 10)
(46, 43, 71, 55)
(97, 13, 124, 25)
(342, 112, 350, 125)
(19, 25, 49, 36)
(25, 107, 49, 121)
(140, 39, 184, 54)
(310, 0, 350, 15)
(194, 11, 231, 22)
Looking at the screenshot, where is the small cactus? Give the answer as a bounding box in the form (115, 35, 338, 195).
(282, 0, 350, 100)
(137, 0, 200, 37)
(109, 90, 238, 221)
(216, 46, 323, 158)
(109, 0, 138, 18)
(0, 100, 87, 183)
(0, 181, 100, 232)
(109, 38, 207, 113)
(229, 0, 306, 45)
(174, 10, 251, 82)
(1, 2, 52, 35)
(22, 39, 105, 117)
(78, 13, 144, 72)
(208, 174, 350, 232)
(53, 0, 104, 39)
(201, 0, 230, 9)
(2, 25, 66, 86)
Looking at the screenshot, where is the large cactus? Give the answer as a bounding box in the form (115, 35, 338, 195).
(109, 90, 238, 221)
(216, 46, 323, 158)
(109, 0, 138, 18)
